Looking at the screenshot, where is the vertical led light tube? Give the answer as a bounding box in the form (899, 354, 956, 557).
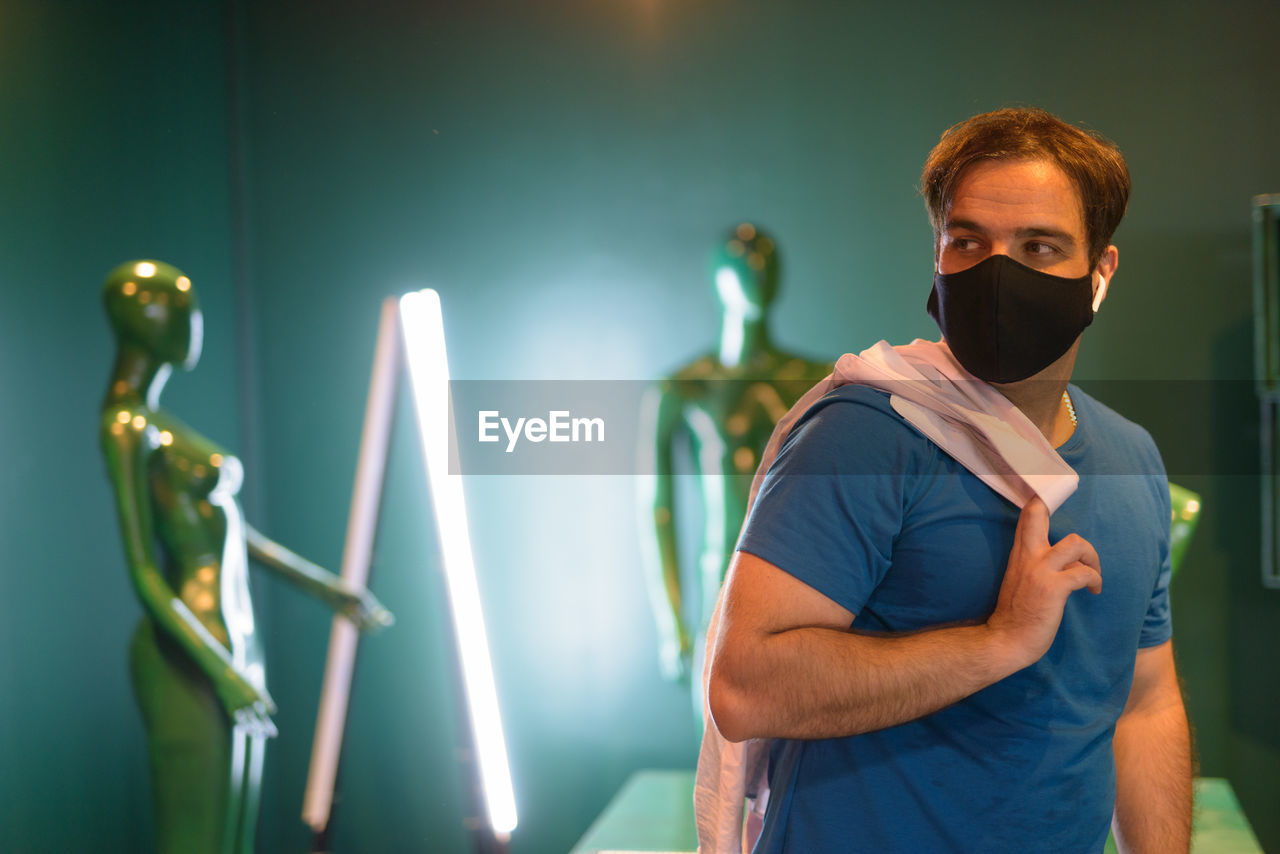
(302, 297, 402, 835)
(399, 289, 518, 840)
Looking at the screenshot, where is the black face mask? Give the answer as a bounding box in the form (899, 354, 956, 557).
(926, 254, 1095, 384)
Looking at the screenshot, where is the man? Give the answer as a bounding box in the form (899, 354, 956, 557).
(705, 108, 1192, 852)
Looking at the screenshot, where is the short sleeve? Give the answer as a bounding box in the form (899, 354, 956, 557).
(736, 387, 925, 616)
(1139, 472, 1174, 648)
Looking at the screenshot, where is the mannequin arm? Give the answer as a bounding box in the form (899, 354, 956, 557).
(101, 415, 276, 735)
(244, 523, 393, 632)
(637, 385, 693, 680)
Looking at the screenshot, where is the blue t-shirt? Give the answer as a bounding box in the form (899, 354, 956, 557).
(737, 384, 1172, 854)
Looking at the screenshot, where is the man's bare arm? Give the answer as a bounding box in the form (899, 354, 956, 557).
(707, 497, 1102, 742)
(1111, 640, 1192, 854)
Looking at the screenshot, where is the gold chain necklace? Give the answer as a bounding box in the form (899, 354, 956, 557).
(1063, 390, 1077, 427)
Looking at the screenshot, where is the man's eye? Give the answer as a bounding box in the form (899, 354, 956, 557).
(1026, 241, 1058, 255)
(951, 237, 979, 251)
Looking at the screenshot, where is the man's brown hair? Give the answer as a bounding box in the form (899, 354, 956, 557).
(921, 107, 1130, 267)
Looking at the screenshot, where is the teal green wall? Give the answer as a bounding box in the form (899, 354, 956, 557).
(239, 3, 1280, 852)
(0, 1, 242, 850)
(4, 0, 1279, 851)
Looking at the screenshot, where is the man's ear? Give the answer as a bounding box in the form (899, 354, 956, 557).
(1092, 245, 1119, 312)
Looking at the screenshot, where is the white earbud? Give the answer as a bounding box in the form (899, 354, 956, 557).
(1091, 273, 1109, 313)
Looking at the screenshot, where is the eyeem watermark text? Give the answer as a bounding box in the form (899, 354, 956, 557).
(478, 410, 605, 453)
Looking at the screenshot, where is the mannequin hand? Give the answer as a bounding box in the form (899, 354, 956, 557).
(215, 668, 278, 738)
(334, 583, 395, 633)
(232, 702, 279, 739)
(658, 634, 694, 683)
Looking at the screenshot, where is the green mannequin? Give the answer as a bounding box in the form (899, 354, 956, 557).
(1169, 482, 1201, 577)
(638, 225, 830, 714)
(100, 260, 392, 854)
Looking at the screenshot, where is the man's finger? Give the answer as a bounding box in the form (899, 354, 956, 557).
(1059, 563, 1103, 595)
(1015, 496, 1050, 547)
(1049, 533, 1102, 573)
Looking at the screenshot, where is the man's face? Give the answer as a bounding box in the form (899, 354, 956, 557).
(936, 158, 1096, 280)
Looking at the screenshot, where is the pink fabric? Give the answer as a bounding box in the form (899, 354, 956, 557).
(695, 338, 1079, 854)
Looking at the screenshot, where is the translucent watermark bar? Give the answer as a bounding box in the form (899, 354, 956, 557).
(446, 379, 1252, 477)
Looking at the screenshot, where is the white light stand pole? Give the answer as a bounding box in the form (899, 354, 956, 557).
(302, 291, 517, 853)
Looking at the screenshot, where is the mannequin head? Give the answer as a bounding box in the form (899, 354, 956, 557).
(711, 223, 779, 319)
(103, 260, 203, 370)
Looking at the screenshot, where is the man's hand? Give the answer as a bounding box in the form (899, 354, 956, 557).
(986, 497, 1102, 669)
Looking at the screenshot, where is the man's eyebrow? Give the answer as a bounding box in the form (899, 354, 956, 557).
(944, 218, 1078, 247)
(1016, 226, 1077, 247)
(944, 218, 988, 235)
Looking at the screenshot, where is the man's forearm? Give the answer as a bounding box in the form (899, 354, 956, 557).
(1111, 696, 1193, 853)
(708, 621, 1021, 741)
